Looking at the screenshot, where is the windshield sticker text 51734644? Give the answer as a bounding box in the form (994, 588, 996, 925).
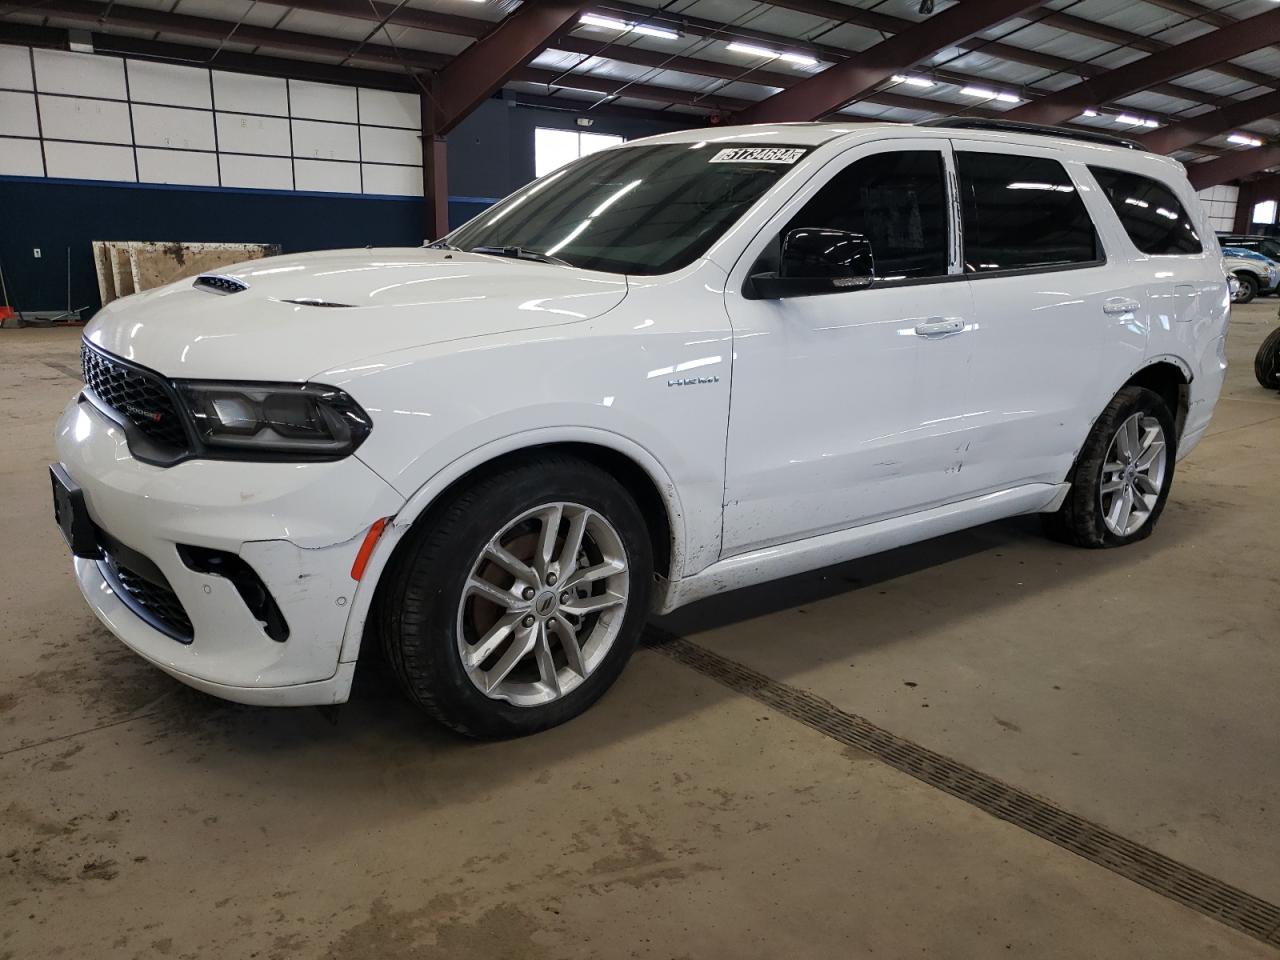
(709, 147, 806, 165)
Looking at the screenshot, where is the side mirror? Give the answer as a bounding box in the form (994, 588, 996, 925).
(750, 228, 875, 299)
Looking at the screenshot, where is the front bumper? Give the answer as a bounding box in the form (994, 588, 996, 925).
(55, 395, 405, 704)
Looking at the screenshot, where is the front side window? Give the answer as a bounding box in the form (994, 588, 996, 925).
(781, 150, 950, 282)
(447, 142, 811, 275)
(957, 152, 1100, 273)
(1089, 167, 1202, 255)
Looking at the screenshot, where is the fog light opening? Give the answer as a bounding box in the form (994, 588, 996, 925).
(177, 545, 290, 642)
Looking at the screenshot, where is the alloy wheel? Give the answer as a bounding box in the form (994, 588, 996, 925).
(1099, 413, 1167, 537)
(456, 502, 630, 707)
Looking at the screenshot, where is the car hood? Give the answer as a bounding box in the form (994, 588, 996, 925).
(84, 247, 629, 381)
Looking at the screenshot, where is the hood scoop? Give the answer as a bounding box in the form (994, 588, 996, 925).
(193, 274, 248, 295)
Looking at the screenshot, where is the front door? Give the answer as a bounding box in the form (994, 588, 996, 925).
(721, 140, 975, 557)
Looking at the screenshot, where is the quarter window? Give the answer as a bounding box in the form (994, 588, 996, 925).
(957, 152, 1100, 273)
(784, 150, 949, 281)
(1088, 167, 1202, 255)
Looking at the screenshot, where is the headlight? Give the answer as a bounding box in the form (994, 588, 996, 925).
(176, 381, 372, 458)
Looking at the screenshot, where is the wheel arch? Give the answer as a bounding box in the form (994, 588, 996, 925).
(1231, 268, 1261, 291)
(337, 429, 686, 664)
(1122, 357, 1191, 443)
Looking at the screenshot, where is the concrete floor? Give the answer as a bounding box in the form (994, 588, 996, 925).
(1, 304, 1276, 959)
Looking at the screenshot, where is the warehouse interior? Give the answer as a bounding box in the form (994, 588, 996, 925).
(1, 0, 1279, 957)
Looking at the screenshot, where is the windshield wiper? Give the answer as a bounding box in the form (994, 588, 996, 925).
(468, 245, 570, 267)
(426, 239, 460, 250)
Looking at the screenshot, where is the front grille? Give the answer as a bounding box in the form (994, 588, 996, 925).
(81, 343, 188, 451)
(100, 554, 194, 643)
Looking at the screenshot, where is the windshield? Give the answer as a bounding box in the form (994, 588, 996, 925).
(445, 142, 811, 275)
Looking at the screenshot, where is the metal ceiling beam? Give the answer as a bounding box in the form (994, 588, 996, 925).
(23, 0, 1246, 124)
(547, 37, 1237, 158)
(761, 0, 1278, 91)
(426, 0, 586, 135)
(496, 88, 699, 126)
(1138, 91, 1280, 155)
(0, 0, 1249, 160)
(5, 0, 444, 71)
(84, 30, 435, 89)
(419, 1, 584, 242)
(1139, 0, 1234, 28)
(551, 36, 1004, 120)
(599, 0, 1238, 111)
(736, 0, 1043, 124)
(1037, 11, 1274, 90)
(1007, 8, 1280, 127)
(265, 0, 490, 39)
(515, 66, 749, 113)
(1187, 146, 1280, 190)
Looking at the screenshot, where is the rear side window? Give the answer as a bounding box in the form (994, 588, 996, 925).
(956, 152, 1100, 273)
(1089, 167, 1202, 255)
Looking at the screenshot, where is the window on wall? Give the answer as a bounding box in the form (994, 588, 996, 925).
(1089, 167, 1201, 255)
(1253, 200, 1277, 225)
(956, 152, 1100, 273)
(534, 127, 624, 177)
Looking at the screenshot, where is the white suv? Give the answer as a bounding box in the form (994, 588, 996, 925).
(53, 120, 1230, 737)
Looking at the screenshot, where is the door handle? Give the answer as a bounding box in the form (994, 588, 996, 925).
(913, 317, 965, 337)
(1103, 298, 1141, 316)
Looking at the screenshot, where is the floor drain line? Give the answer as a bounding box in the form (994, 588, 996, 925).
(646, 629, 1280, 949)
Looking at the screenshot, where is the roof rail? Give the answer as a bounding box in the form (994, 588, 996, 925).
(920, 117, 1141, 150)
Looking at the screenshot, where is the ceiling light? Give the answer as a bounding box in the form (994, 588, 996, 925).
(726, 42, 818, 66)
(726, 41, 777, 58)
(579, 13, 679, 39)
(892, 74, 935, 88)
(632, 23, 679, 39)
(580, 13, 628, 30)
(960, 86, 1021, 103)
(1082, 109, 1098, 117)
(1115, 114, 1158, 128)
(1228, 133, 1263, 147)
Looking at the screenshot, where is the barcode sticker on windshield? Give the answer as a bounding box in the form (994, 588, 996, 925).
(709, 147, 806, 165)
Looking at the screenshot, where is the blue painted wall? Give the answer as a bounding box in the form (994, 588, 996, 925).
(0, 178, 427, 319)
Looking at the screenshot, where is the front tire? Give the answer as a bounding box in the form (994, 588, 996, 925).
(1232, 273, 1258, 304)
(1043, 386, 1176, 548)
(1256, 327, 1280, 390)
(378, 453, 653, 738)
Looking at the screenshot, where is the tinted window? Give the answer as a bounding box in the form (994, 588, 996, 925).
(447, 142, 810, 275)
(783, 150, 949, 281)
(957, 152, 1100, 273)
(1089, 167, 1201, 255)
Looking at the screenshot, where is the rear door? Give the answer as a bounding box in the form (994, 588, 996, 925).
(946, 140, 1146, 496)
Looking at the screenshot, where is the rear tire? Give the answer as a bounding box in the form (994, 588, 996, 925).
(1042, 386, 1176, 548)
(1256, 326, 1280, 390)
(378, 453, 653, 739)
(1232, 273, 1257, 305)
